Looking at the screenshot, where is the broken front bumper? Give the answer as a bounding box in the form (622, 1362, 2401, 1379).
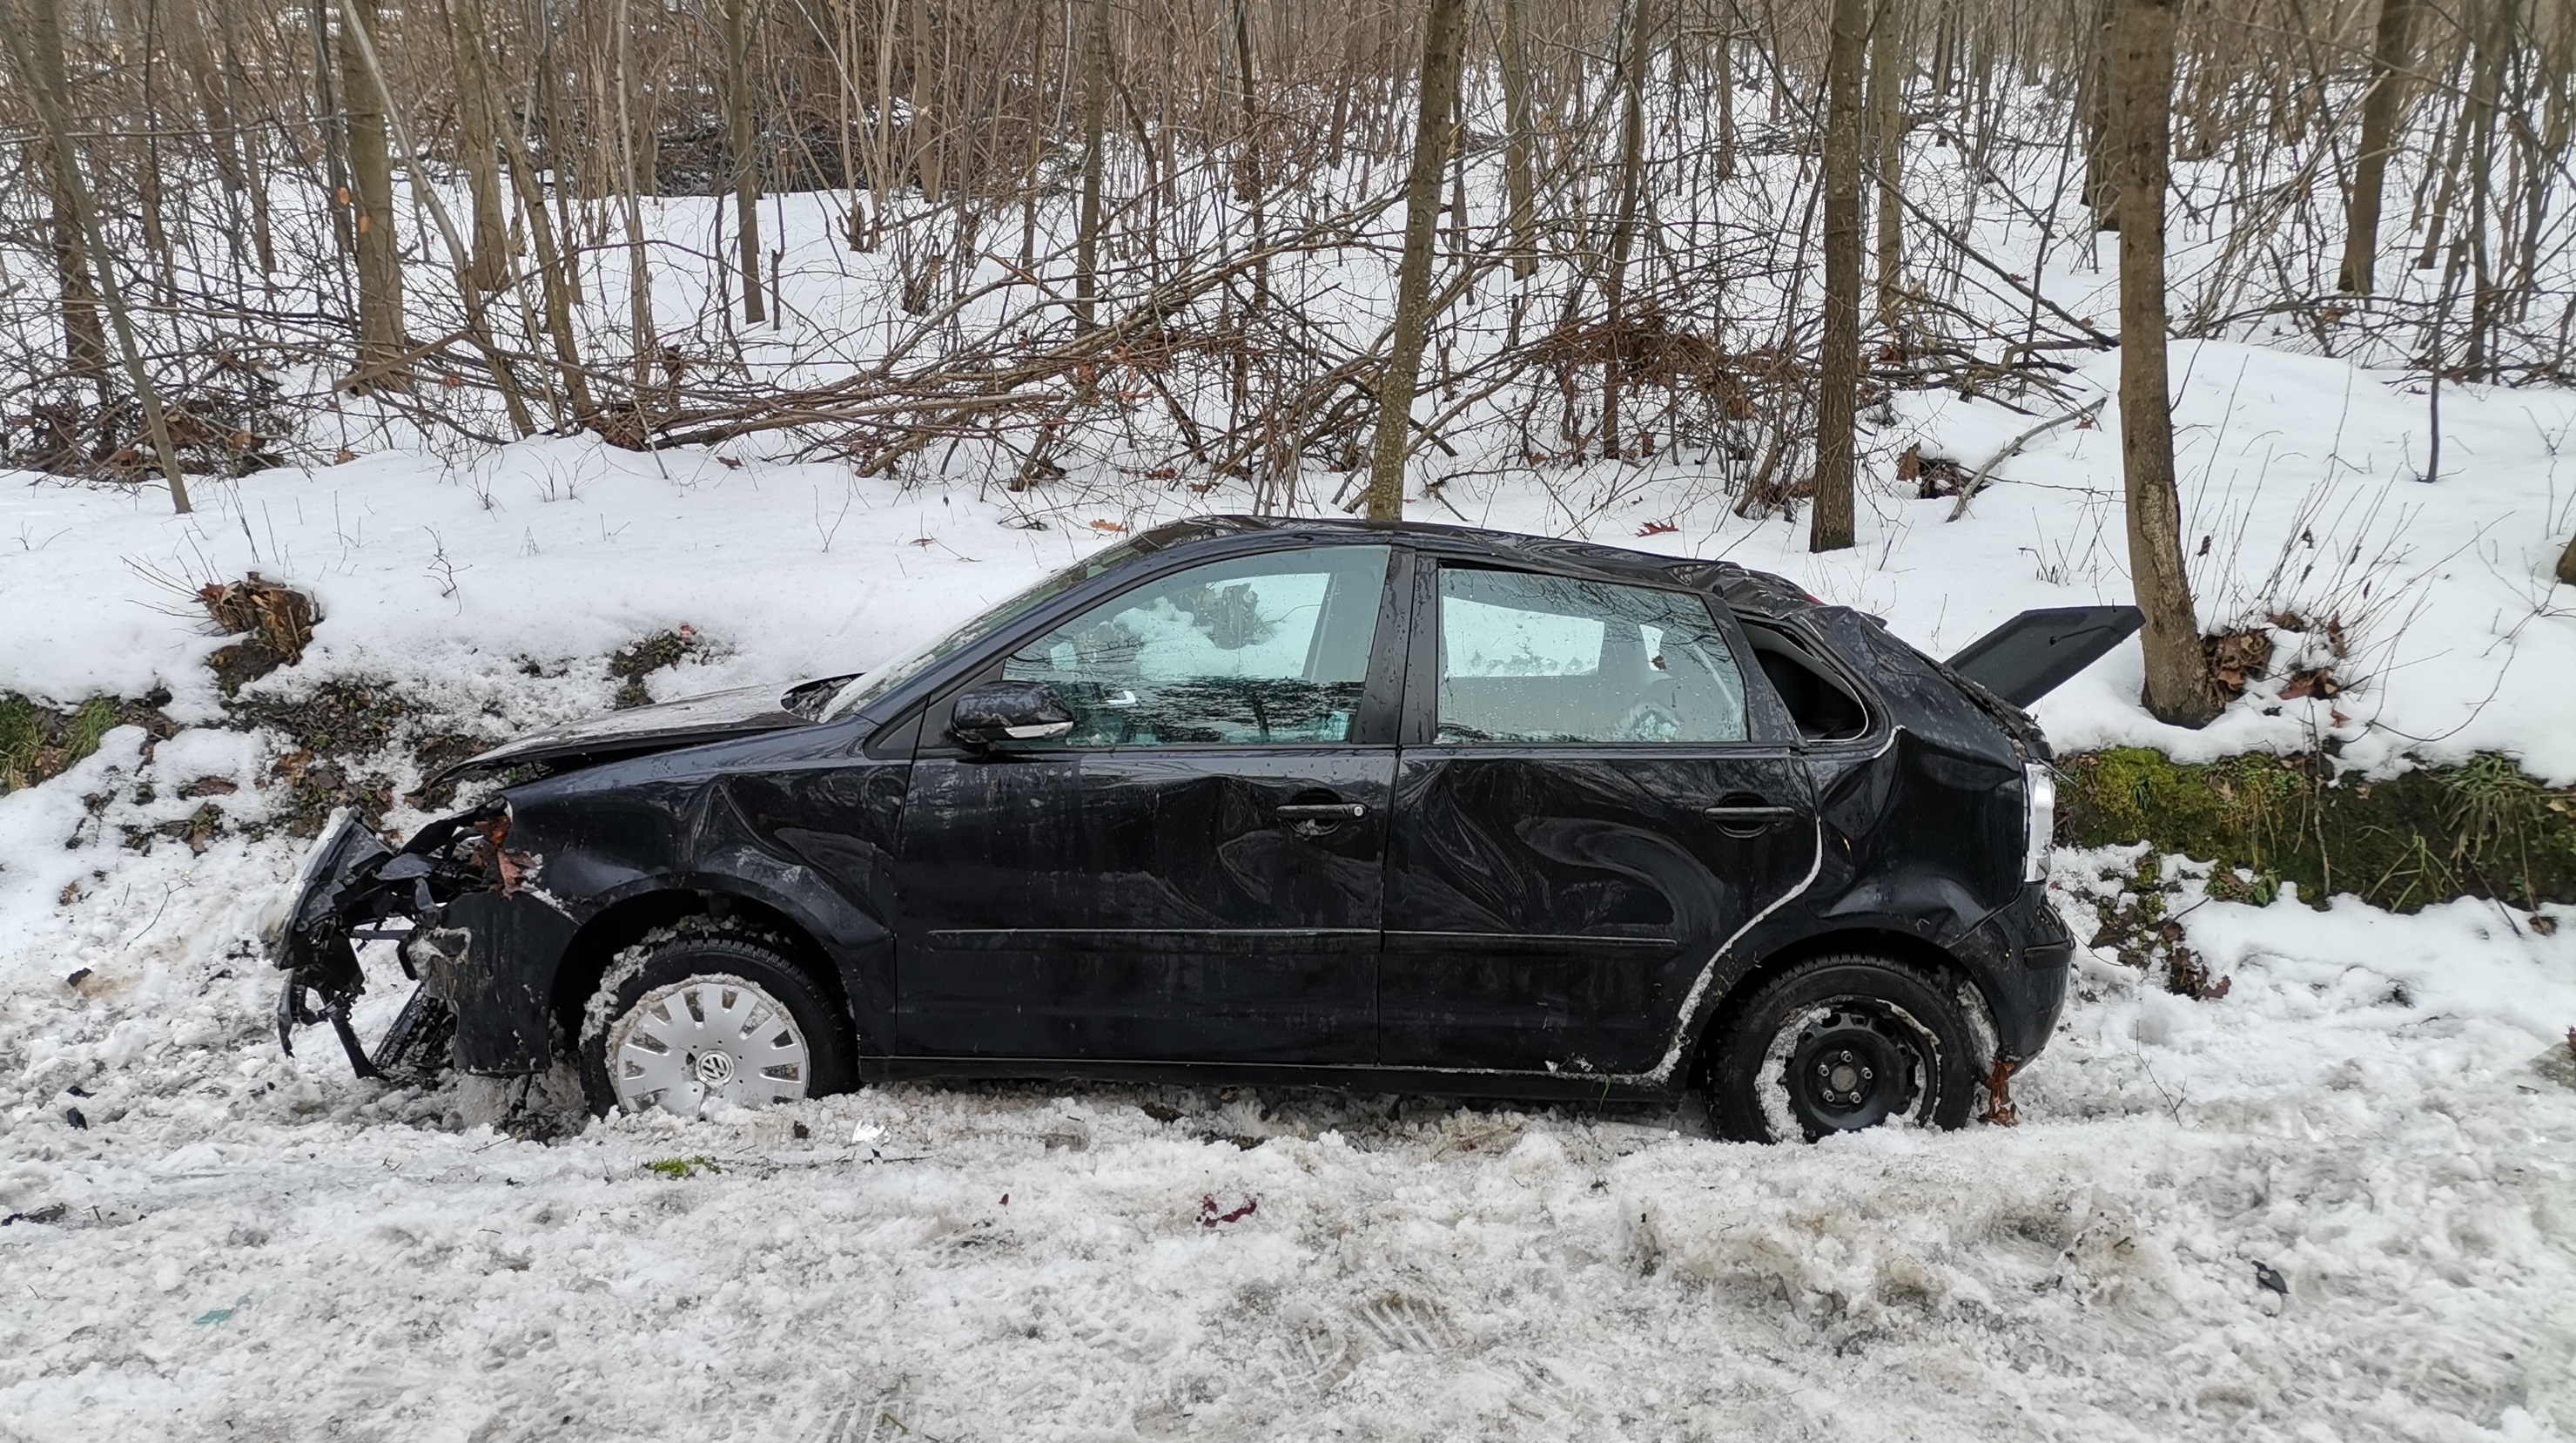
(266, 805, 498, 1079)
(266, 810, 396, 1076)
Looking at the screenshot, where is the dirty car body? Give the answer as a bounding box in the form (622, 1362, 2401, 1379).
(271, 517, 2133, 1127)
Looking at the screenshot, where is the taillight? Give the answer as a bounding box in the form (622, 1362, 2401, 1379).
(2022, 762, 2056, 883)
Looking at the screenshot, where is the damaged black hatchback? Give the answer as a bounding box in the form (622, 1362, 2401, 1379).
(271, 517, 2135, 1142)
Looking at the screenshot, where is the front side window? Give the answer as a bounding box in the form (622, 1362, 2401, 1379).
(1436, 568, 1750, 745)
(999, 545, 1391, 746)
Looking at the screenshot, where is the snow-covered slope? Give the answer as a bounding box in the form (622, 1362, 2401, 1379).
(5, 340, 2572, 779)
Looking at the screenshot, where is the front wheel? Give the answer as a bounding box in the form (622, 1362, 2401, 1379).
(578, 932, 852, 1117)
(1704, 954, 1981, 1143)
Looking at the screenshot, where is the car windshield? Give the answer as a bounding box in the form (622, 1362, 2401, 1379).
(819, 538, 1148, 721)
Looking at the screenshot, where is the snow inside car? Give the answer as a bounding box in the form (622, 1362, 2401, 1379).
(269, 517, 2138, 1142)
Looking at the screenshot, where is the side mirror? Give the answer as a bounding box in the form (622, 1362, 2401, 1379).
(949, 679, 1076, 747)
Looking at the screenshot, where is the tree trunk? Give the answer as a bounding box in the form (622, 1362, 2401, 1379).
(2518, 40, 2570, 314)
(1809, 0, 1868, 554)
(909, 0, 940, 206)
(490, 69, 597, 427)
(634, 5, 658, 197)
(2082, 0, 2118, 230)
(2462, 0, 2514, 378)
(2110, 0, 2215, 727)
(723, 0, 764, 325)
(1363, 0, 1470, 521)
(1501, 0, 1536, 278)
(311, 0, 353, 260)
(2558, 530, 2576, 588)
(2337, 0, 2416, 294)
(1075, 0, 1110, 333)
(1019, 0, 1045, 266)
(1602, 0, 1651, 461)
(339, 0, 406, 389)
(136, 4, 176, 308)
(1865, 0, 1905, 328)
(445, 0, 509, 291)
(214, 9, 275, 279)
(1714, 15, 1737, 179)
(2414, 51, 2476, 272)
(616, 0, 656, 394)
(6, 0, 107, 389)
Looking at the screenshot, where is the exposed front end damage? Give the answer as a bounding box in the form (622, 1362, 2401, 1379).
(266, 799, 540, 1079)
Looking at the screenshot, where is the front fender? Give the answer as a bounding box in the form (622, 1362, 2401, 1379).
(407, 887, 580, 1075)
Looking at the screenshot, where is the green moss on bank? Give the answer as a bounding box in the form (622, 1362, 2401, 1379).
(2, 694, 149, 794)
(2056, 748, 2576, 912)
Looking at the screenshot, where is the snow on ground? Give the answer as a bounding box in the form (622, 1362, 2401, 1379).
(4, 332, 2576, 1439)
(0, 813, 2571, 1441)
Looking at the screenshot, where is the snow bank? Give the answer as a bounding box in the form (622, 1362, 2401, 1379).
(7, 339, 2572, 778)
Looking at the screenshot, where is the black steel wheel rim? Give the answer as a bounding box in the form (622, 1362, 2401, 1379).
(1779, 1001, 1927, 1136)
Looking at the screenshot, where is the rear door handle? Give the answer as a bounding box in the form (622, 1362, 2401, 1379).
(1701, 804, 1796, 821)
(1277, 803, 1369, 820)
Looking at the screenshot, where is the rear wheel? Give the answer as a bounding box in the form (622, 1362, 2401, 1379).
(577, 933, 852, 1117)
(1705, 954, 1980, 1143)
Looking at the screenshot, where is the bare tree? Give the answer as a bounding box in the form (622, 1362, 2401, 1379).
(1713, 11, 1736, 179)
(339, 0, 406, 388)
(722, 0, 765, 325)
(1601, 0, 1653, 460)
(1810, 0, 1870, 553)
(3, 0, 2574, 507)
(0, 0, 190, 510)
(1866, 0, 1906, 327)
(5, 0, 106, 390)
(2460, 0, 2514, 377)
(1075, 0, 1110, 332)
(1500, 0, 1536, 280)
(442, 0, 508, 292)
(615, 0, 656, 394)
(1365, 0, 1470, 520)
(2337, 0, 2416, 294)
(2111, 0, 2215, 726)
(2080, 0, 2117, 228)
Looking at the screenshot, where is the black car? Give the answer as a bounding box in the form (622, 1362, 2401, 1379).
(270, 517, 2137, 1142)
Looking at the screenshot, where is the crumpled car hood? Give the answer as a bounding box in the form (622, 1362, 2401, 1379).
(429, 683, 816, 786)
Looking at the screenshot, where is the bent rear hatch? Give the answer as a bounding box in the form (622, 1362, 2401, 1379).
(1944, 606, 2143, 707)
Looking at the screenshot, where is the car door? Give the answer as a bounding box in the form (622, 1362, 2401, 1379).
(891, 542, 1406, 1064)
(1382, 561, 1819, 1076)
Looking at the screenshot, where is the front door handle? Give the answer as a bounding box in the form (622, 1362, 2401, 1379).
(1277, 803, 1369, 820)
(1702, 802, 1797, 835)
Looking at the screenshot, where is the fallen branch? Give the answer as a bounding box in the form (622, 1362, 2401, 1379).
(1946, 397, 2106, 522)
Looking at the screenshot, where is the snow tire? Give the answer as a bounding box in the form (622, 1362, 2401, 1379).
(577, 933, 852, 1117)
(1705, 953, 1981, 1143)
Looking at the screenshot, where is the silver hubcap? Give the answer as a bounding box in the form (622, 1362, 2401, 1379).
(606, 974, 810, 1116)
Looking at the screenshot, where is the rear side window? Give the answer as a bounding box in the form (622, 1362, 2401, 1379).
(1740, 623, 1869, 740)
(1435, 568, 1749, 745)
